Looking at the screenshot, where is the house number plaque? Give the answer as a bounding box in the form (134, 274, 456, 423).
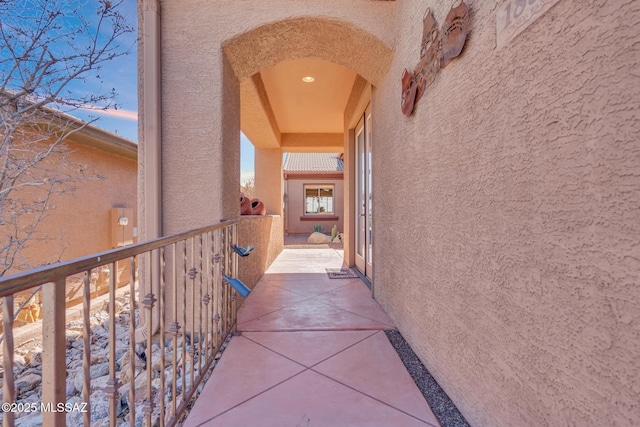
(496, 0, 562, 49)
(401, 1, 470, 116)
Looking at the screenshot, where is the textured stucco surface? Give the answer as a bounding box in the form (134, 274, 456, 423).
(156, 0, 394, 234)
(237, 215, 284, 294)
(254, 148, 283, 216)
(150, 0, 640, 425)
(373, 0, 640, 426)
(284, 177, 344, 235)
(15, 140, 137, 269)
(240, 74, 281, 150)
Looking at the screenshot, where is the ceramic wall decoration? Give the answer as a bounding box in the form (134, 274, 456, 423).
(441, 1, 470, 68)
(401, 0, 470, 116)
(414, 8, 441, 105)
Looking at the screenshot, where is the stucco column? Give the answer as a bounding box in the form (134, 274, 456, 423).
(140, 0, 162, 241)
(254, 148, 283, 215)
(136, 0, 162, 343)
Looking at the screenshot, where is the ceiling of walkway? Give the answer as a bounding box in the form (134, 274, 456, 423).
(240, 58, 359, 151)
(261, 59, 357, 133)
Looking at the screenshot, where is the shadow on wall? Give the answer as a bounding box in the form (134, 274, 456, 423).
(237, 215, 284, 298)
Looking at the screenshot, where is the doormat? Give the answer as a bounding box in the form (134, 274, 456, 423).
(326, 268, 359, 279)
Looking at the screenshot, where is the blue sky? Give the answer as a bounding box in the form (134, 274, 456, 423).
(64, 1, 139, 142)
(62, 1, 255, 183)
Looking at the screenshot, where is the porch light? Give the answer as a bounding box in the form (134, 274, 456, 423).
(302, 76, 315, 83)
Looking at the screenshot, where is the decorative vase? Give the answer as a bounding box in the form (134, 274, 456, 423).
(240, 194, 252, 215)
(250, 198, 266, 215)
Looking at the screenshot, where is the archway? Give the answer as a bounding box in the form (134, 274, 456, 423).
(220, 17, 392, 272)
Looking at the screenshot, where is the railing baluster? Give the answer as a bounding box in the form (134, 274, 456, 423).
(213, 229, 220, 351)
(203, 232, 211, 365)
(232, 224, 238, 332)
(82, 271, 92, 427)
(170, 242, 178, 418)
(221, 227, 226, 342)
(224, 227, 231, 333)
(221, 227, 226, 335)
(181, 240, 187, 403)
(190, 237, 196, 388)
(198, 234, 203, 374)
(105, 263, 119, 427)
(0, 219, 240, 427)
(143, 251, 157, 426)
(129, 256, 136, 427)
(3, 295, 16, 427)
(42, 279, 66, 426)
(160, 247, 166, 427)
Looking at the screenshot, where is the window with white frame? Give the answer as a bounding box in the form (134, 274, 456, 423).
(304, 184, 334, 214)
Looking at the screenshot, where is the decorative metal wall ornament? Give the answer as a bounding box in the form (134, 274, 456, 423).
(414, 8, 442, 105)
(401, 69, 418, 116)
(441, 1, 470, 68)
(400, 0, 470, 116)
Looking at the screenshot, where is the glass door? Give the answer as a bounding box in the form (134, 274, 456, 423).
(355, 105, 372, 280)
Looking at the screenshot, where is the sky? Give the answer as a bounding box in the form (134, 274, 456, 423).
(61, 1, 139, 142)
(7, 1, 255, 183)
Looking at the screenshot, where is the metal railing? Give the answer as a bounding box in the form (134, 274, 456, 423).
(0, 219, 241, 426)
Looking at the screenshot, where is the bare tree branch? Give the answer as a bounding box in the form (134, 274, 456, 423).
(0, 0, 133, 276)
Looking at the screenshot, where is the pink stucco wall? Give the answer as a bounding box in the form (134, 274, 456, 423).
(372, 1, 640, 425)
(150, 0, 640, 425)
(14, 139, 137, 270)
(284, 177, 344, 235)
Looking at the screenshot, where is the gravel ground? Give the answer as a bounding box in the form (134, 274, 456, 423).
(385, 330, 471, 427)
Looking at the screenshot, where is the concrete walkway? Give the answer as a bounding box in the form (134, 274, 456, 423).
(185, 248, 440, 427)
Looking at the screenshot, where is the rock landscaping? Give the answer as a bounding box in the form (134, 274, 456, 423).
(1, 291, 230, 427)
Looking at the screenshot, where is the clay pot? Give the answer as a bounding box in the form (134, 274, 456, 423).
(240, 194, 252, 215)
(250, 198, 266, 215)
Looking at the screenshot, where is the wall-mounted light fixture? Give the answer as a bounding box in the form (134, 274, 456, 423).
(302, 76, 315, 83)
(111, 207, 134, 247)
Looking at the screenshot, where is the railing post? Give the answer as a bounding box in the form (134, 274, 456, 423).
(231, 223, 238, 333)
(3, 295, 16, 427)
(42, 279, 66, 427)
(105, 263, 120, 427)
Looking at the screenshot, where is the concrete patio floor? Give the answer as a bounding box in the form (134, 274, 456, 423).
(184, 248, 440, 427)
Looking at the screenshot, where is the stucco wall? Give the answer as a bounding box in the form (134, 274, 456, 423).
(254, 148, 283, 215)
(15, 140, 137, 269)
(284, 177, 344, 235)
(153, 0, 640, 425)
(373, 0, 640, 426)
(237, 215, 284, 294)
(156, 0, 395, 235)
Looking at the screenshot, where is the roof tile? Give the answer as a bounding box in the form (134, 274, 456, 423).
(283, 153, 344, 172)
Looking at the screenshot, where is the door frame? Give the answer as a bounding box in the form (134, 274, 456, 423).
(354, 104, 373, 281)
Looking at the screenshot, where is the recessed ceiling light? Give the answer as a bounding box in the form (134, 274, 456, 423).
(302, 76, 315, 83)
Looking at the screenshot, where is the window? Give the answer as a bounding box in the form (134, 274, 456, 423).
(304, 184, 334, 214)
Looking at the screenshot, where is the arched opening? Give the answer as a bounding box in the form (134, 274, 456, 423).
(222, 17, 393, 86)
(221, 17, 392, 278)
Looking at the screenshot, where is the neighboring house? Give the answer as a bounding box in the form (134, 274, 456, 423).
(0, 106, 137, 322)
(283, 153, 344, 235)
(136, 2, 638, 426)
